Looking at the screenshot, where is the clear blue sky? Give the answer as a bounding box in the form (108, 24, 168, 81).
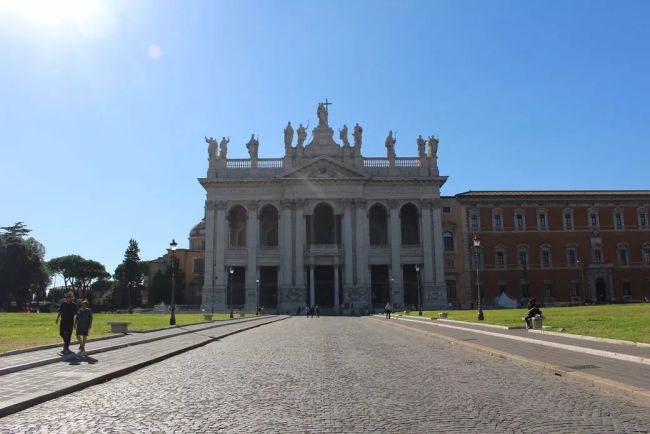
(1, 0, 649, 276)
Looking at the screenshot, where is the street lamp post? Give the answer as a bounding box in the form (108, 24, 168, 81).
(228, 267, 234, 318)
(389, 275, 394, 307)
(577, 258, 586, 302)
(415, 264, 422, 315)
(256, 279, 260, 313)
(473, 236, 484, 321)
(169, 239, 177, 326)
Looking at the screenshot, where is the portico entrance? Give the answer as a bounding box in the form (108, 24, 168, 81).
(306, 265, 341, 308)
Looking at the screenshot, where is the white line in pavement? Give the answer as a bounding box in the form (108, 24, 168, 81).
(395, 317, 650, 367)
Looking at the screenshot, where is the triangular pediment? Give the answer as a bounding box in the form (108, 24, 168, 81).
(279, 156, 369, 180)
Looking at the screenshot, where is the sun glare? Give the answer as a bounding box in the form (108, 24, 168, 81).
(0, 0, 111, 35)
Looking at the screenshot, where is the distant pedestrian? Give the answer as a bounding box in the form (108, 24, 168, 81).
(75, 300, 93, 354)
(56, 292, 77, 354)
(314, 305, 320, 318)
(384, 302, 393, 319)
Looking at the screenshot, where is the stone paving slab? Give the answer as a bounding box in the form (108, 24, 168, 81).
(0, 315, 287, 417)
(377, 315, 650, 403)
(0, 316, 270, 375)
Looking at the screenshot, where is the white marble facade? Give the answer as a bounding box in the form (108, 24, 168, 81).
(200, 104, 448, 313)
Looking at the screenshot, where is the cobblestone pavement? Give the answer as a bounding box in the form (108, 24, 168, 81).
(2, 317, 650, 433)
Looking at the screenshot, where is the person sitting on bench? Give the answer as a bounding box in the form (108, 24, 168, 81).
(524, 298, 543, 329)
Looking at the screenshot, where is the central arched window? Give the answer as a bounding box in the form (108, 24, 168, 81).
(400, 203, 420, 246)
(313, 203, 335, 244)
(228, 205, 247, 247)
(259, 205, 279, 247)
(369, 204, 389, 246)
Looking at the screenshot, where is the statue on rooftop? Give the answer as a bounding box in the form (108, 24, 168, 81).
(296, 123, 307, 147)
(353, 123, 363, 150)
(246, 134, 259, 159)
(284, 121, 294, 149)
(205, 136, 218, 160)
(317, 102, 328, 127)
(427, 135, 439, 158)
(339, 124, 350, 147)
(219, 137, 230, 159)
(417, 135, 426, 157)
(385, 130, 396, 159)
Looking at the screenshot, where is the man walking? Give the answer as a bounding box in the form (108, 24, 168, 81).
(56, 292, 77, 354)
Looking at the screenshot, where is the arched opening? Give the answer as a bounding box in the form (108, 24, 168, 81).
(259, 205, 279, 247)
(369, 203, 389, 246)
(229, 206, 247, 247)
(400, 203, 420, 246)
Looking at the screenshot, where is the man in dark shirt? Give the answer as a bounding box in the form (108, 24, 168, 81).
(56, 292, 78, 354)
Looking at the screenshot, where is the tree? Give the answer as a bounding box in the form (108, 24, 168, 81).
(114, 239, 144, 308)
(48, 255, 110, 302)
(147, 258, 185, 305)
(0, 222, 50, 310)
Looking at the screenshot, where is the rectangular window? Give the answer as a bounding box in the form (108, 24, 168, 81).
(443, 206, 451, 213)
(544, 282, 553, 297)
(538, 214, 547, 230)
(516, 214, 524, 230)
(623, 281, 631, 297)
(568, 249, 577, 266)
(541, 250, 550, 267)
(495, 252, 505, 268)
(590, 213, 598, 227)
(593, 249, 602, 263)
(619, 249, 628, 265)
(564, 213, 573, 230)
(470, 214, 479, 231)
(643, 247, 650, 265)
(615, 213, 623, 228)
(640, 212, 648, 227)
(445, 259, 455, 268)
(494, 214, 502, 231)
(446, 280, 457, 299)
(443, 233, 454, 251)
(518, 251, 528, 267)
(520, 282, 530, 298)
(571, 282, 579, 297)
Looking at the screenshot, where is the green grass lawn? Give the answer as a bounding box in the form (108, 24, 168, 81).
(400, 303, 650, 344)
(0, 312, 242, 353)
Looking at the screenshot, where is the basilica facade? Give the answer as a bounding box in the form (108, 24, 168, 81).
(199, 103, 448, 313)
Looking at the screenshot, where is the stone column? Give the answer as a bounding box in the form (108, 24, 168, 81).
(201, 202, 216, 312)
(420, 200, 434, 308)
(334, 265, 340, 308)
(388, 200, 403, 307)
(246, 201, 259, 311)
(431, 199, 447, 307)
(280, 200, 293, 289)
(295, 200, 306, 288)
(342, 199, 354, 289)
(354, 199, 369, 307)
(214, 201, 227, 310)
(309, 265, 315, 307)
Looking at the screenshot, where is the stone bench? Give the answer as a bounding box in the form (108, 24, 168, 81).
(203, 314, 213, 321)
(107, 321, 131, 334)
(522, 315, 544, 330)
